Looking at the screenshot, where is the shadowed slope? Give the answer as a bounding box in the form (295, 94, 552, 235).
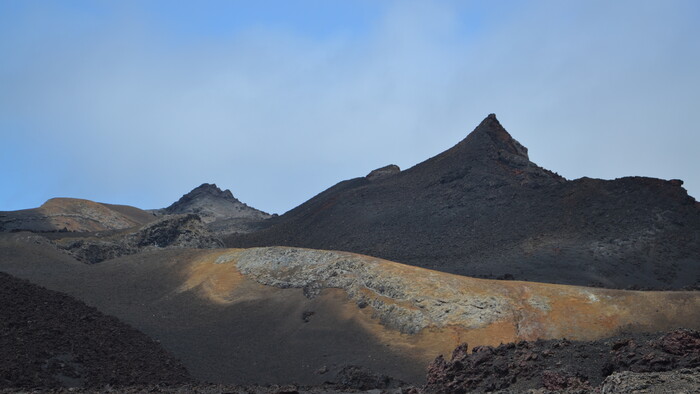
(0, 271, 191, 389)
(1, 233, 698, 386)
(0, 236, 423, 385)
(228, 114, 700, 290)
(53, 214, 223, 264)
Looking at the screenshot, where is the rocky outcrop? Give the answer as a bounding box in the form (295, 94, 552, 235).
(366, 164, 400, 181)
(423, 329, 700, 393)
(601, 368, 700, 393)
(230, 247, 509, 334)
(228, 114, 700, 290)
(157, 184, 271, 234)
(0, 271, 191, 389)
(58, 214, 223, 264)
(129, 214, 222, 249)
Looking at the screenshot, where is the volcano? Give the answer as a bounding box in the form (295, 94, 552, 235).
(227, 114, 700, 290)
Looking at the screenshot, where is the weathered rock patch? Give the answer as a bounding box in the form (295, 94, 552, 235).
(231, 247, 510, 334)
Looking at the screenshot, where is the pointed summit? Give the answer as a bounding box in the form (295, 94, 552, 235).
(479, 113, 502, 129)
(163, 183, 270, 224)
(457, 114, 563, 184)
(458, 113, 529, 160)
(400, 114, 564, 187)
(185, 183, 237, 202)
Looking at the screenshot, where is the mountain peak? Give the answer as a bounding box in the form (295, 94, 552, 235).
(405, 114, 564, 187)
(428, 113, 530, 166)
(163, 183, 270, 224)
(465, 113, 529, 159)
(194, 183, 220, 191)
(189, 183, 236, 200)
(166, 183, 241, 214)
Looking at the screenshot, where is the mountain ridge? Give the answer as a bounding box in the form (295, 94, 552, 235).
(161, 183, 271, 221)
(0, 198, 157, 233)
(226, 114, 700, 290)
(154, 183, 272, 234)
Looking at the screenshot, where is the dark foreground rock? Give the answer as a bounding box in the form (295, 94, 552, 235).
(0, 384, 412, 393)
(333, 365, 406, 390)
(0, 271, 192, 389)
(424, 329, 700, 393)
(56, 214, 223, 263)
(601, 367, 700, 393)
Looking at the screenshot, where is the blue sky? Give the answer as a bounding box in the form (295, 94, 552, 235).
(1, 0, 699, 214)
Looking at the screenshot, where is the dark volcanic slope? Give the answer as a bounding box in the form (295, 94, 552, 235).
(0, 236, 425, 386)
(228, 114, 700, 290)
(0, 271, 191, 389)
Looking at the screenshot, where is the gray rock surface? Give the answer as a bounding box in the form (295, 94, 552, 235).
(231, 247, 509, 334)
(601, 368, 700, 393)
(156, 183, 271, 234)
(58, 214, 223, 264)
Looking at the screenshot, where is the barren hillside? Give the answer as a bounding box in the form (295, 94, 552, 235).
(0, 198, 156, 232)
(1, 233, 697, 385)
(227, 114, 700, 290)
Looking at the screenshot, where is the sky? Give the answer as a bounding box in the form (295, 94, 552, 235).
(1, 0, 699, 215)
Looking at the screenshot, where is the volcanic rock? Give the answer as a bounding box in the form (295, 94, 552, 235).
(161, 183, 271, 222)
(157, 183, 272, 234)
(601, 368, 700, 393)
(423, 329, 700, 393)
(57, 214, 223, 264)
(227, 114, 700, 290)
(332, 365, 404, 390)
(366, 164, 400, 181)
(0, 271, 191, 389)
(1, 238, 699, 387)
